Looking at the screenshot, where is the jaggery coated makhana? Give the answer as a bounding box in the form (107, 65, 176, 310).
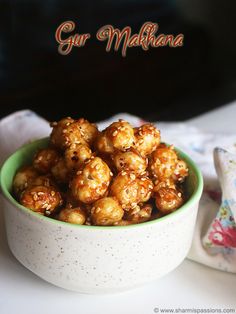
(13, 118, 189, 226)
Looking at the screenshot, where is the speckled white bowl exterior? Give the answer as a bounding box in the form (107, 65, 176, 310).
(0, 139, 203, 294)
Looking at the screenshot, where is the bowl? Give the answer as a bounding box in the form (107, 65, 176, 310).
(0, 138, 203, 294)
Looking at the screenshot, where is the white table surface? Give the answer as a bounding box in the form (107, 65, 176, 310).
(1, 104, 236, 314)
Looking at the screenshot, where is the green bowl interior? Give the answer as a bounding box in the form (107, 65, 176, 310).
(0, 138, 203, 229)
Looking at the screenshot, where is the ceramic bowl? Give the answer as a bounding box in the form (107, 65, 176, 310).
(0, 138, 203, 294)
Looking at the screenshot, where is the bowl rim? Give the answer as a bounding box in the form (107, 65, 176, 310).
(0, 137, 203, 230)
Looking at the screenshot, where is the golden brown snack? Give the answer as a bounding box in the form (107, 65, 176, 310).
(59, 207, 86, 225)
(13, 166, 39, 198)
(13, 117, 189, 225)
(112, 148, 147, 175)
(137, 176, 154, 203)
(172, 159, 188, 183)
(95, 132, 114, 154)
(33, 148, 60, 174)
(153, 178, 176, 192)
(155, 187, 184, 214)
(71, 157, 111, 204)
(110, 171, 153, 209)
(30, 175, 56, 188)
(50, 117, 76, 150)
(50, 117, 98, 150)
(95, 120, 135, 154)
(134, 124, 160, 156)
(73, 118, 99, 146)
(51, 157, 70, 184)
(91, 197, 124, 226)
(65, 143, 92, 172)
(149, 144, 178, 180)
(20, 185, 63, 215)
(125, 203, 153, 224)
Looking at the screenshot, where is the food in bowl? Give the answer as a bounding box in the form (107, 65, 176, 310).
(12, 118, 189, 226)
(0, 135, 203, 293)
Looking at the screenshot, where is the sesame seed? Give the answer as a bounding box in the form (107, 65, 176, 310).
(96, 207, 101, 213)
(112, 130, 118, 136)
(37, 192, 44, 196)
(121, 171, 126, 176)
(130, 173, 136, 180)
(178, 193, 182, 197)
(33, 194, 38, 201)
(51, 191, 55, 196)
(110, 171, 113, 176)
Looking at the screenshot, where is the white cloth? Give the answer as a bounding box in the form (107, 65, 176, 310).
(1, 110, 236, 272)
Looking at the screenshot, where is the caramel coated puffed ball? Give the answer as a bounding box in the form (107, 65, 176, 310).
(50, 117, 76, 150)
(136, 176, 154, 203)
(134, 124, 160, 156)
(59, 207, 86, 225)
(110, 172, 153, 209)
(20, 185, 63, 215)
(50, 117, 98, 150)
(65, 143, 92, 171)
(95, 132, 114, 154)
(91, 197, 124, 226)
(13, 166, 38, 198)
(155, 187, 183, 214)
(112, 149, 147, 175)
(153, 178, 176, 192)
(74, 118, 99, 146)
(95, 120, 135, 154)
(125, 203, 153, 224)
(172, 159, 188, 183)
(71, 157, 111, 204)
(51, 157, 70, 184)
(33, 148, 60, 174)
(30, 175, 56, 188)
(149, 144, 178, 180)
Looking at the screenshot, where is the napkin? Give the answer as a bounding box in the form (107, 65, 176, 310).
(1, 110, 236, 273)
